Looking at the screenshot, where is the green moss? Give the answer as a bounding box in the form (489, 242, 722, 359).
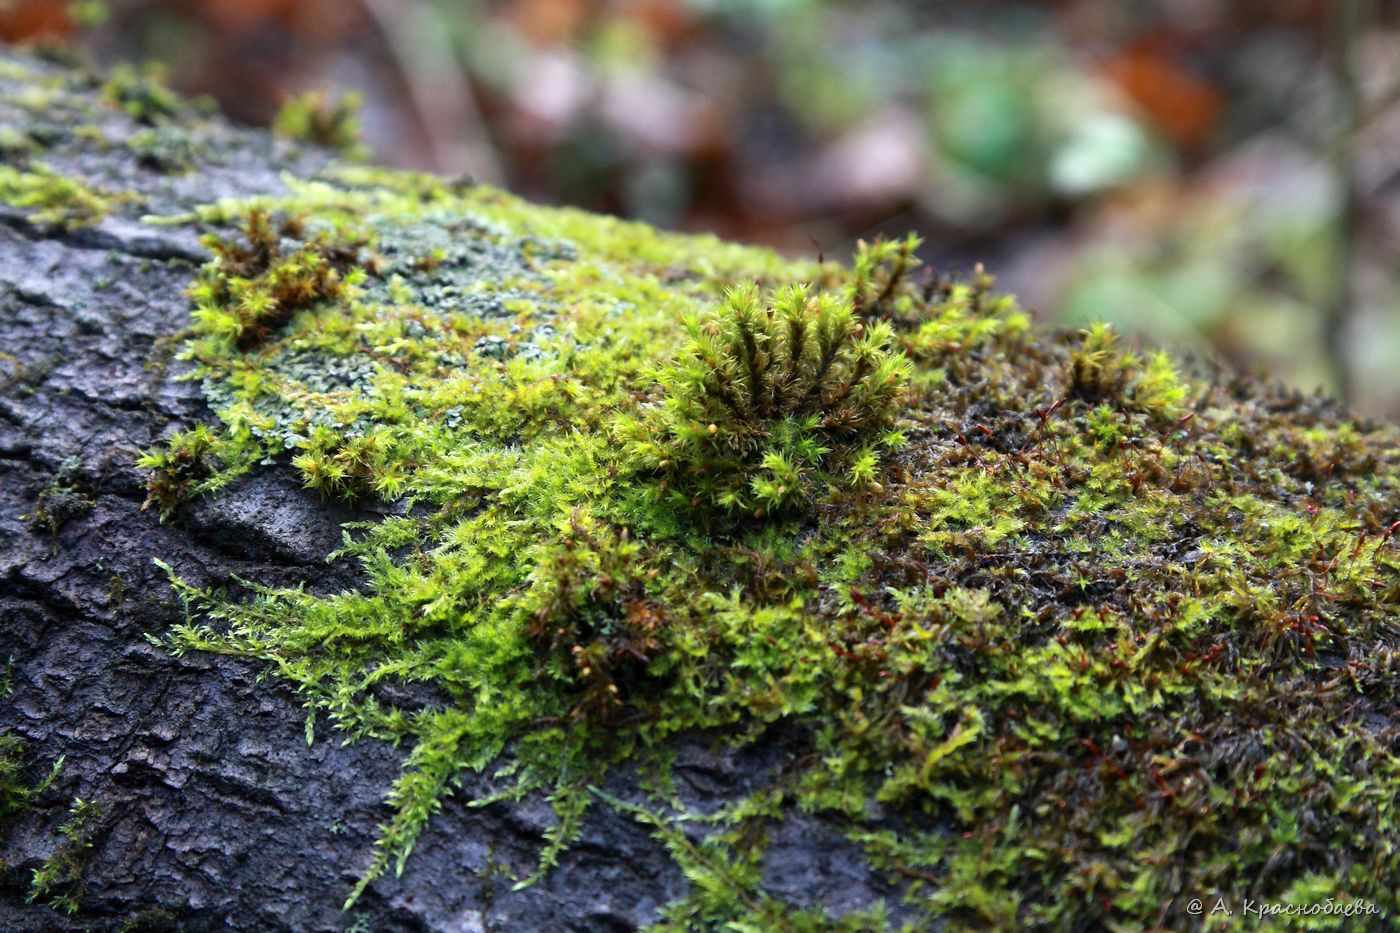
(1, 735, 62, 828)
(25, 477, 95, 540)
(0, 161, 110, 228)
(616, 281, 910, 516)
(138, 423, 260, 517)
(28, 796, 101, 915)
(126, 126, 196, 174)
(139, 156, 1400, 930)
(188, 209, 372, 351)
(521, 515, 670, 721)
(0, 126, 38, 157)
(274, 88, 368, 159)
(100, 62, 181, 125)
(68, 1, 110, 29)
(1069, 321, 1189, 420)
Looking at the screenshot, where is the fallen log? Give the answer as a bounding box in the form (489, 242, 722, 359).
(2, 47, 1398, 932)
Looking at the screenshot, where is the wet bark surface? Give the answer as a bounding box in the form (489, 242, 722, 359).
(0, 50, 899, 931)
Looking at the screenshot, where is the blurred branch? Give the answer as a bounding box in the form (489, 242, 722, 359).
(356, 0, 502, 183)
(1325, 0, 1367, 405)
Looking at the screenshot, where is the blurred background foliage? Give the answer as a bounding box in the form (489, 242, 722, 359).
(5, 0, 1400, 416)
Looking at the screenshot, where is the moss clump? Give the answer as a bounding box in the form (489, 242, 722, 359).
(1, 735, 62, 827)
(289, 424, 401, 500)
(617, 282, 911, 516)
(0, 162, 109, 228)
(126, 126, 196, 174)
(131, 157, 1400, 930)
(100, 62, 180, 125)
(137, 423, 250, 517)
(27, 796, 101, 915)
(188, 209, 373, 350)
(68, 1, 110, 29)
(274, 88, 367, 159)
(25, 479, 94, 539)
(521, 513, 669, 721)
(0, 126, 38, 158)
(848, 233, 923, 322)
(1069, 321, 1188, 420)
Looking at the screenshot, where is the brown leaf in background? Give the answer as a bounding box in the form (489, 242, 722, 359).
(1102, 40, 1223, 151)
(0, 0, 72, 42)
(510, 0, 594, 46)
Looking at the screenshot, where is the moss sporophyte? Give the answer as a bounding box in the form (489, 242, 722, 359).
(138, 164, 1400, 929)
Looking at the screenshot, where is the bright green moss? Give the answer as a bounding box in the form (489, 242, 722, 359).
(137, 423, 260, 517)
(27, 796, 100, 915)
(0, 735, 62, 828)
(188, 209, 372, 351)
(273, 88, 368, 159)
(1069, 321, 1189, 420)
(2, 732, 75, 912)
(141, 158, 1400, 930)
(616, 281, 910, 516)
(0, 162, 111, 228)
(100, 62, 181, 125)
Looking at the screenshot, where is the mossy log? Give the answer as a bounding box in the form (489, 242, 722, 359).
(2, 48, 1399, 932)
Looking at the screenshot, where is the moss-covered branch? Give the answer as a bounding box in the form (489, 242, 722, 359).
(4, 46, 1399, 931)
